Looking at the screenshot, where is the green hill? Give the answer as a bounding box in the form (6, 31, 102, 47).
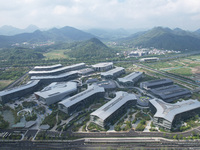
(0, 26, 95, 48)
(0, 47, 44, 61)
(67, 38, 115, 59)
(121, 27, 200, 51)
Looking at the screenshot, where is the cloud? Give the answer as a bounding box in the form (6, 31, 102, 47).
(0, 0, 200, 30)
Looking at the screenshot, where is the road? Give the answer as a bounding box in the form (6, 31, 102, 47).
(1, 137, 200, 150)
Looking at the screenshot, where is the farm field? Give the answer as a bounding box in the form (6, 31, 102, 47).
(148, 57, 200, 78)
(43, 49, 72, 60)
(0, 80, 13, 90)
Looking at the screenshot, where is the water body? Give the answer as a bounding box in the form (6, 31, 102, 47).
(1, 110, 15, 128)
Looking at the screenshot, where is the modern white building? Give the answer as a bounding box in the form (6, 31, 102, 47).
(33, 64, 62, 71)
(34, 81, 77, 105)
(58, 84, 105, 114)
(149, 98, 200, 130)
(117, 72, 143, 86)
(92, 62, 113, 72)
(29, 63, 85, 76)
(30, 71, 78, 84)
(90, 91, 137, 128)
(0, 80, 40, 104)
(101, 67, 125, 79)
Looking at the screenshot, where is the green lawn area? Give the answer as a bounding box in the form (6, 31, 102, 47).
(0, 80, 13, 90)
(168, 68, 192, 76)
(148, 61, 183, 69)
(43, 49, 72, 59)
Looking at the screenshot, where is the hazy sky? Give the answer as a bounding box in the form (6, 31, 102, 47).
(0, 0, 200, 30)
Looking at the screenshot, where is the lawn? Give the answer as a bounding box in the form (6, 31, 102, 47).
(0, 80, 13, 90)
(168, 68, 192, 76)
(43, 49, 72, 59)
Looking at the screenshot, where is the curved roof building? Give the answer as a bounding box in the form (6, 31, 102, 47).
(29, 63, 85, 76)
(35, 81, 77, 105)
(149, 98, 200, 130)
(58, 84, 105, 114)
(90, 91, 137, 127)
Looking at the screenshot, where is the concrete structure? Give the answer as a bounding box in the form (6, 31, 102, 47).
(140, 78, 173, 90)
(149, 98, 200, 130)
(150, 85, 191, 103)
(34, 81, 77, 105)
(58, 84, 105, 114)
(29, 63, 85, 76)
(92, 62, 113, 72)
(101, 67, 125, 79)
(33, 64, 62, 71)
(0, 80, 40, 104)
(31, 71, 78, 84)
(90, 91, 137, 128)
(117, 72, 143, 86)
(139, 57, 159, 62)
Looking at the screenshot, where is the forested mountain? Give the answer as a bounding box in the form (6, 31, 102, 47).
(0, 26, 95, 48)
(0, 25, 39, 36)
(67, 38, 116, 59)
(120, 27, 200, 51)
(0, 47, 44, 61)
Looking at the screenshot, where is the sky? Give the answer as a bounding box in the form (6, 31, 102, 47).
(0, 0, 200, 31)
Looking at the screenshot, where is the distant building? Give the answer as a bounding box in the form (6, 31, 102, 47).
(117, 72, 143, 86)
(139, 57, 159, 62)
(149, 98, 200, 130)
(140, 78, 173, 90)
(101, 67, 125, 79)
(150, 85, 191, 103)
(90, 91, 137, 128)
(58, 84, 105, 114)
(0, 80, 40, 104)
(29, 63, 85, 76)
(34, 81, 77, 105)
(92, 62, 113, 72)
(33, 64, 62, 71)
(31, 71, 78, 84)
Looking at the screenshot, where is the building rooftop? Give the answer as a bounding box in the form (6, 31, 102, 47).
(34, 81, 77, 99)
(0, 80, 40, 96)
(101, 67, 124, 77)
(142, 78, 173, 88)
(149, 98, 200, 122)
(118, 72, 142, 83)
(150, 85, 191, 102)
(29, 63, 85, 75)
(92, 62, 113, 68)
(77, 68, 94, 75)
(34, 64, 62, 70)
(59, 84, 105, 108)
(30, 71, 78, 80)
(91, 91, 137, 121)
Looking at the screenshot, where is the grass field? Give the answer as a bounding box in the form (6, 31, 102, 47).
(168, 68, 193, 76)
(43, 49, 72, 59)
(0, 80, 13, 90)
